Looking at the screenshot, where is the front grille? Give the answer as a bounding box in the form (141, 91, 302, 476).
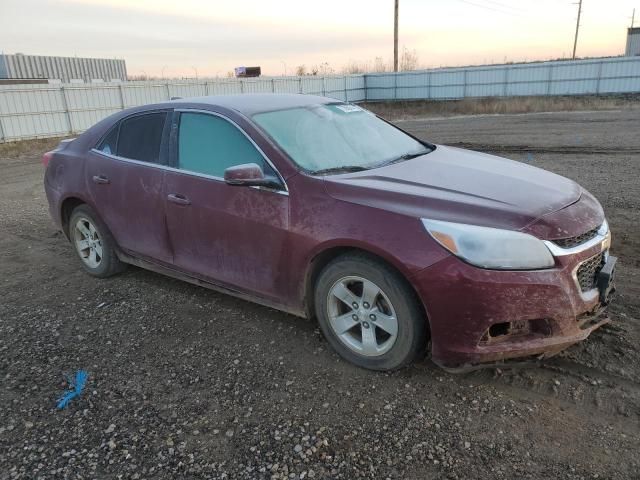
(576, 253, 606, 292)
(553, 226, 600, 249)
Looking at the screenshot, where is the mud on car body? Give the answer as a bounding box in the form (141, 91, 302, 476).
(43, 94, 617, 371)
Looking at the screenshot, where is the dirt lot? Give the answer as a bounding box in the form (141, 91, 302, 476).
(1, 108, 639, 479)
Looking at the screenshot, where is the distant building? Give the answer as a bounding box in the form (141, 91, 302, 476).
(0, 53, 127, 83)
(626, 27, 640, 56)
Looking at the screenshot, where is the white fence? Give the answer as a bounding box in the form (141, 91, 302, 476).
(0, 76, 366, 142)
(366, 56, 640, 101)
(1, 56, 640, 143)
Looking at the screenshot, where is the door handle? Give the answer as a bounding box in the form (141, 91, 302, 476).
(167, 193, 191, 206)
(92, 175, 110, 184)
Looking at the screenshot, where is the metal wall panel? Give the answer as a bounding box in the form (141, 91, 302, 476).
(365, 57, 640, 101)
(300, 77, 323, 95)
(0, 54, 127, 82)
(598, 59, 640, 93)
(168, 83, 207, 98)
(0, 56, 9, 79)
(365, 74, 395, 100)
(626, 29, 640, 56)
(242, 79, 275, 94)
(273, 78, 302, 94)
(466, 66, 505, 97)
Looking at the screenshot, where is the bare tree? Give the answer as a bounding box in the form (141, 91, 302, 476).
(400, 47, 419, 71)
(295, 65, 307, 76)
(342, 60, 366, 75)
(313, 62, 334, 76)
(338, 50, 419, 74)
(372, 57, 389, 73)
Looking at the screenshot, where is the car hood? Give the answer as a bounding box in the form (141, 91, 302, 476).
(323, 145, 583, 232)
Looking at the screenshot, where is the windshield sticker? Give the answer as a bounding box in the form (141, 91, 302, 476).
(335, 104, 363, 113)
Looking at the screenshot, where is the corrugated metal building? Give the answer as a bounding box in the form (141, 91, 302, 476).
(0, 53, 127, 82)
(626, 27, 640, 56)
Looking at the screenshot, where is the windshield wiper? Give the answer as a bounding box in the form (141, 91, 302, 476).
(311, 165, 370, 175)
(377, 149, 431, 168)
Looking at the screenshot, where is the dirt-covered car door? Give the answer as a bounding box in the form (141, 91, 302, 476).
(162, 110, 290, 301)
(87, 110, 173, 263)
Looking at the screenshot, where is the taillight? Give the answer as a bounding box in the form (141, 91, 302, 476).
(42, 151, 54, 168)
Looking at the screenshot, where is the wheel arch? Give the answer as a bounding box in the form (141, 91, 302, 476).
(302, 244, 430, 339)
(60, 196, 89, 239)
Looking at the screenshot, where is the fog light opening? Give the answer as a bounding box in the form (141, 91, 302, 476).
(489, 322, 510, 338)
(480, 319, 552, 345)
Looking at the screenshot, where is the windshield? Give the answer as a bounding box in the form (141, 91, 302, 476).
(252, 103, 431, 174)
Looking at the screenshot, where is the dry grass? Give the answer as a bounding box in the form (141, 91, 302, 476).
(364, 95, 640, 121)
(0, 136, 69, 159)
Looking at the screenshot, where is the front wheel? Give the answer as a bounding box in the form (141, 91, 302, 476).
(314, 253, 427, 371)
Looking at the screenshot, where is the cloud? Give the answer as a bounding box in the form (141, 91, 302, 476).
(0, 0, 630, 76)
(1, 0, 411, 74)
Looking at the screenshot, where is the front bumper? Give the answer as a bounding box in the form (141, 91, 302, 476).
(412, 239, 615, 370)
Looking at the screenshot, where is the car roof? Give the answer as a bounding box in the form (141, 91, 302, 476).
(167, 93, 338, 116)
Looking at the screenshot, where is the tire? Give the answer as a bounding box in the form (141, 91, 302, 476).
(314, 252, 427, 371)
(68, 204, 125, 278)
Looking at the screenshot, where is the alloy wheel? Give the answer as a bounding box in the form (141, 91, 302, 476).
(73, 217, 103, 269)
(326, 276, 398, 357)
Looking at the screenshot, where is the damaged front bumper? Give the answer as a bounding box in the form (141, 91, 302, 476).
(412, 235, 616, 372)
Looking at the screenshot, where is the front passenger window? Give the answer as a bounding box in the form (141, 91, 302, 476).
(178, 113, 266, 178)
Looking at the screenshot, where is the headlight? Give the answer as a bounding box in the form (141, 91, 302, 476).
(422, 219, 555, 270)
(597, 219, 608, 236)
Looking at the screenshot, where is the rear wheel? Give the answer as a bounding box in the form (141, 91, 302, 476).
(69, 205, 125, 278)
(314, 253, 426, 371)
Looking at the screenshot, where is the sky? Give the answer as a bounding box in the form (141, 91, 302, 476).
(0, 0, 636, 77)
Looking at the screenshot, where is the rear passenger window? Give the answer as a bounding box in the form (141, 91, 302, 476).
(116, 113, 167, 163)
(178, 113, 265, 178)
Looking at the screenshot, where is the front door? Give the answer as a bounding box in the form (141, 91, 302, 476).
(87, 111, 173, 263)
(163, 111, 290, 301)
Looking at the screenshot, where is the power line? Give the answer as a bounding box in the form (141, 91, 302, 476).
(479, 0, 526, 11)
(572, 0, 583, 59)
(454, 0, 523, 16)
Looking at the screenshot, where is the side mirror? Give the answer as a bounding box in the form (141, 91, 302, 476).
(224, 163, 283, 190)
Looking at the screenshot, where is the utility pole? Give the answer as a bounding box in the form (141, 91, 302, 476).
(631, 8, 636, 28)
(394, 0, 399, 72)
(572, 0, 583, 59)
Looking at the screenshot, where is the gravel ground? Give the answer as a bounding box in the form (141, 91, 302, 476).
(1, 108, 639, 479)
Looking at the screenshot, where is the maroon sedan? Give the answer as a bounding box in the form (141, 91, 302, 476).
(43, 94, 616, 371)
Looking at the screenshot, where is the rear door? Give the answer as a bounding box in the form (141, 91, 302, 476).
(86, 110, 173, 263)
(163, 110, 290, 300)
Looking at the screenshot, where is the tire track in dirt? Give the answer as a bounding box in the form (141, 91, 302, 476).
(470, 360, 640, 423)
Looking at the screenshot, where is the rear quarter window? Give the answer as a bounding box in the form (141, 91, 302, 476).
(97, 125, 119, 155)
